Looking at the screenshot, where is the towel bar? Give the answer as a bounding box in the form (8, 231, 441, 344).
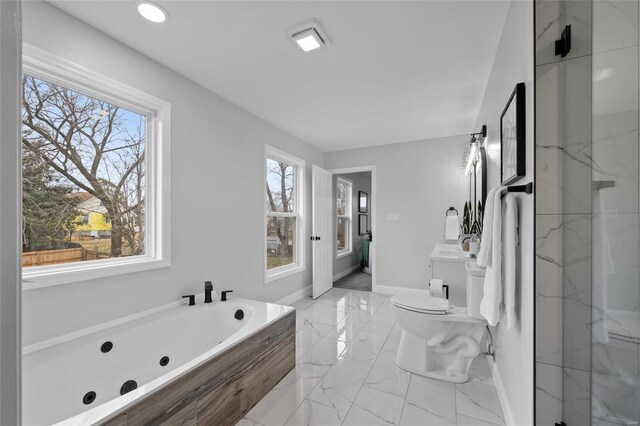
(503, 182, 533, 195)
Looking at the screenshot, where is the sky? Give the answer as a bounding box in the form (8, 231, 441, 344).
(22, 75, 146, 198)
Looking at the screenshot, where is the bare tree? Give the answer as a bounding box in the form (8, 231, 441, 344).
(266, 160, 294, 258)
(21, 75, 145, 257)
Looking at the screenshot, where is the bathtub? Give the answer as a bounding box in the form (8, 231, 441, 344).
(22, 296, 295, 425)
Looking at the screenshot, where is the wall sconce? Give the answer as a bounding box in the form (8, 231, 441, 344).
(463, 125, 487, 176)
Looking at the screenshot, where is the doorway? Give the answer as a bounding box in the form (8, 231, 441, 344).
(330, 166, 376, 292)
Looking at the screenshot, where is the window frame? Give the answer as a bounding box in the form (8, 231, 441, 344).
(336, 177, 353, 258)
(264, 145, 305, 283)
(21, 44, 171, 290)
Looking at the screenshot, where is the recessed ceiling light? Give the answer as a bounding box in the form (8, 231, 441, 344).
(137, 1, 168, 23)
(293, 28, 323, 52)
(287, 20, 329, 54)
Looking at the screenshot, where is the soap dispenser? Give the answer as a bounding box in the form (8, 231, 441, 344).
(469, 232, 481, 257)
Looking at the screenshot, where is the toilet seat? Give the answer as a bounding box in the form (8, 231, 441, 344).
(391, 296, 450, 315)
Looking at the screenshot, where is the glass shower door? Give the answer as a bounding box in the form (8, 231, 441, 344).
(590, 1, 640, 423)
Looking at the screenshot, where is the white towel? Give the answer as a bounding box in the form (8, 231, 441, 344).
(477, 186, 505, 266)
(445, 215, 459, 240)
(478, 186, 506, 326)
(503, 193, 517, 329)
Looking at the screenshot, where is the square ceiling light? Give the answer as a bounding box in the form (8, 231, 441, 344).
(288, 20, 329, 54)
(293, 28, 324, 52)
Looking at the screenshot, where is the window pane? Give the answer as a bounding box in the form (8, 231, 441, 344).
(337, 217, 348, 251)
(21, 75, 146, 268)
(267, 216, 296, 269)
(266, 158, 295, 213)
(336, 181, 347, 216)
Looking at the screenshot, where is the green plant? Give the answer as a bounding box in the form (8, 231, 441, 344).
(473, 201, 483, 235)
(461, 201, 472, 234)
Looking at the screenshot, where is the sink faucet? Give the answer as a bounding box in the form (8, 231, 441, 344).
(204, 281, 214, 303)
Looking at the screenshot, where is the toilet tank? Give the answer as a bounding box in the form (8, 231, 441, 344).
(465, 262, 486, 319)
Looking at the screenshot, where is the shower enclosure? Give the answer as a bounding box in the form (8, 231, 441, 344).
(536, 0, 640, 424)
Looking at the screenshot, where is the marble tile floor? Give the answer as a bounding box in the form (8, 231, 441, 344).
(333, 271, 372, 292)
(238, 288, 505, 426)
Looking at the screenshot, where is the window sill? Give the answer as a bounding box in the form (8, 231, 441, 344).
(337, 250, 353, 259)
(22, 256, 171, 290)
(265, 264, 305, 284)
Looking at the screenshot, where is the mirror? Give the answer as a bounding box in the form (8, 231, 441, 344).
(470, 145, 487, 232)
(479, 146, 487, 210)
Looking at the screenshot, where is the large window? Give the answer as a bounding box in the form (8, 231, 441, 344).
(22, 74, 147, 262)
(265, 146, 304, 282)
(336, 177, 352, 257)
(22, 47, 170, 287)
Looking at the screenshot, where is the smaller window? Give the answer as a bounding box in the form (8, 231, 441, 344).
(336, 177, 353, 257)
(265, 146, 305, 283)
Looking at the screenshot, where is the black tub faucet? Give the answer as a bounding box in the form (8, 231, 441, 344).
(182, 295, 195, 306)
(204, 281, 214, 303)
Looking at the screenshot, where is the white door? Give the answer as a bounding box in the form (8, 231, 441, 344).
(312, 165, 333, 299)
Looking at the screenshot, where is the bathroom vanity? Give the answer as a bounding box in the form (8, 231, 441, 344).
(429, 243, 475, 307)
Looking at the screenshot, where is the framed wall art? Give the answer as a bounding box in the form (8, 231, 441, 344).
(358, 214, 368, 235)
(500, 82, 526, 185)
(358, 191, 368, 213)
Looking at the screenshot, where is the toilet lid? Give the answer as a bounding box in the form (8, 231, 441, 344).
(391, 296, 450, 314)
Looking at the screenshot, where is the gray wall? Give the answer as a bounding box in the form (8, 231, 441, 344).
(325, 135, 468, 290)
(332, 172, 371, 279)
(22, 1, 324, 346)
(473, 1, 534, 424)
(0, 0, 22, 423)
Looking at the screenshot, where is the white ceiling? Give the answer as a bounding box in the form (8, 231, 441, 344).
(49, 1, 510, 152)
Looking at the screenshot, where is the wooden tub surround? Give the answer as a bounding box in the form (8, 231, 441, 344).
(104, 310, 295, 426)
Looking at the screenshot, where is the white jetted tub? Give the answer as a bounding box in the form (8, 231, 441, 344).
(22, 296, 295, 425)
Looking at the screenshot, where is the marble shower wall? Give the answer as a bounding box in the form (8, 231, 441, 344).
(535, 2, 592, 424)
(536, 1, 640, 425)
(590, 2, 639, 424)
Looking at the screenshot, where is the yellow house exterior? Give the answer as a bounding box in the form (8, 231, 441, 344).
(72, 193, 111, 237)
(74, 211, 111, 232)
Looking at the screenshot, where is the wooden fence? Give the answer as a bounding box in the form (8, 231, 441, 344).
(22, 248, 86, 267)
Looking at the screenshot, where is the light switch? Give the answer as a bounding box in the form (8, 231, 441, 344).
(387, 213, 399, 221)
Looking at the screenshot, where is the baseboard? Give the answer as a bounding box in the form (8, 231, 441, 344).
(373, 284, 429, 297)
(275, 285, 312, 306)
(333, 264, 360, 282)
(488, 356, 516, 426)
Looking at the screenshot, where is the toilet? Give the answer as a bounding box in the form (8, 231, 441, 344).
(391, 262, 487, 383)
